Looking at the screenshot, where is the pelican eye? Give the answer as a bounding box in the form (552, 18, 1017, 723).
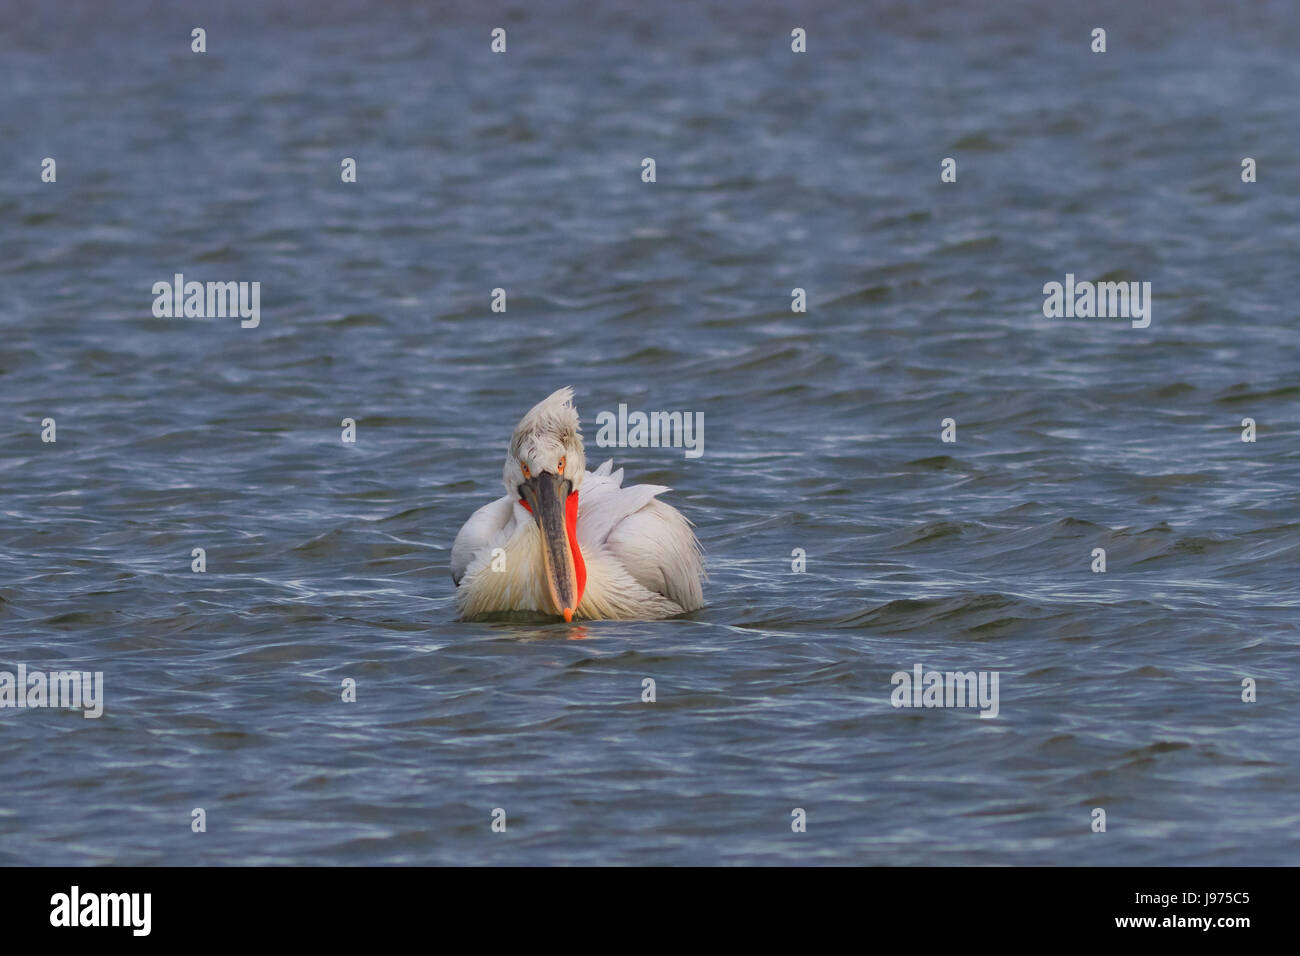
(557, 457, 566, 475)
(521, 463, 531, 479)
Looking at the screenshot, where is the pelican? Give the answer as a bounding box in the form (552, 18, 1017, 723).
(451, 387, 704, 622)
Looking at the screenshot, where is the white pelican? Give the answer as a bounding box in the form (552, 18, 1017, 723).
(451, 387, 704, 622)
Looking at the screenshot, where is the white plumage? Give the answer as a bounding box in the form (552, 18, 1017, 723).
(451, 388, 704, 621)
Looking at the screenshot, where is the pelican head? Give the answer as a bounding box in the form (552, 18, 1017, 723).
(503, 387, 587, 621)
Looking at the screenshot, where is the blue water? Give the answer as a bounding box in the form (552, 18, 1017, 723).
(1, 0, 1298, 864)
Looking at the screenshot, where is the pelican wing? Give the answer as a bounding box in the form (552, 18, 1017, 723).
(450, 493, 515, 586)
(578, 461, 705, 613)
